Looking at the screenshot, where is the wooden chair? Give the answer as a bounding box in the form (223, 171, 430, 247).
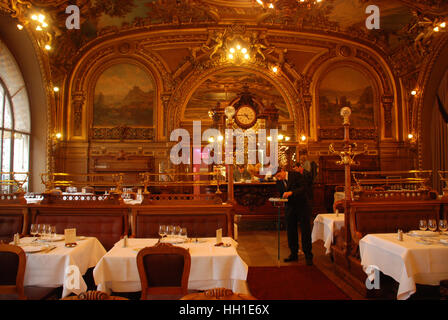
(136, 242, 191, 300)
(0, 243, 26, 300)
(181, 288, 257, 300)
(61, 290, 128, 300)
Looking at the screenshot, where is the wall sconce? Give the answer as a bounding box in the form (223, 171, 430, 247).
(408, 133, 416, 144)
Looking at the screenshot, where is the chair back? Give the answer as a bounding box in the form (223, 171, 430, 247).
(61, 290, 128, 300)
(0, 244, 26, 299)
(136, 243, 191, 300)
(181, 287, 257, 300)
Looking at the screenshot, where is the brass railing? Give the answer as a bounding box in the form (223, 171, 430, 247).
(352, 170, 433, 191)
(438, 170, 448, 195)
(139, 170, 224, 194)
(41, 172, 124, 192)
(0, 172, 29, 193)
(41, 170, 225, 195)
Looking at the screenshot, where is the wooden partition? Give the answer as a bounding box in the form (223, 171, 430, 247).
(29, 194, 129, 250)
(132, 194, 234, 238)
(0, 194, 28, 242)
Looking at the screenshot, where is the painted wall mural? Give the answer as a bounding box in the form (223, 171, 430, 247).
(318, 66, 375, 128)
(93, 63, 155, 127)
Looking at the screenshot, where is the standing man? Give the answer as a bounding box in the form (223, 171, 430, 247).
(275, 165, 313, 265)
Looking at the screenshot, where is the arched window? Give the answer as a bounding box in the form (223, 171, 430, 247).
(0, 39, 31, 192)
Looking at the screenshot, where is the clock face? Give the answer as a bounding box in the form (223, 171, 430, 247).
(235, 105, 257, 128)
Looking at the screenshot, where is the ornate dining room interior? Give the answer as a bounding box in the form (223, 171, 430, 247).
(0, 0, 447, 303)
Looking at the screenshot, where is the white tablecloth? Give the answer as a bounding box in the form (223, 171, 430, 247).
(359, 233, 448, 300)
(18, 236, 107, 298)
(311, 213, 345, 254)
(93, 237, 249, 295)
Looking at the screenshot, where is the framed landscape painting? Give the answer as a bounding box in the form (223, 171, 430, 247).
(93, 63, 155, 127)
(318, 66, 375, 128)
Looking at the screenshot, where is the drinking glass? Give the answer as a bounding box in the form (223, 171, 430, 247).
(180, 228, 188, 240)
(438, 219, 447, 233)
(51, 226, 57, 238)
(44, 224, 51, 240)
(168, 225, 175, 236)
(158, 225, 167, 238)
(428, 219, 437, 232)
(419, 219, 427, 231)
(174, 225, 181, 237)
(30, 224, 38, 238)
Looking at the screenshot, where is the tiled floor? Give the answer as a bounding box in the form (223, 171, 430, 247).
(236, 229, 366, 300)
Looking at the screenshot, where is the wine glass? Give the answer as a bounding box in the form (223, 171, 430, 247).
(51, 225, 57, 239)
(419, 219, 427, 231)
(30, 224, 38, 238)
(174, 225, 181, 237)
(168, 225, 175, 237)
(428, 219, 437, 232)
(438, 219, 447, 233)
(158, 225, 167, 239)
(180, 228, 188, 241)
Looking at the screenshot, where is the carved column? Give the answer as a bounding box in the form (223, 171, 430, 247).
(72, 92, 85, 137)
(381, 94, 394, 138)
(161, 93, 171, 139)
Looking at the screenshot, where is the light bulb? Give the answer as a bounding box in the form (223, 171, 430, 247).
(440, 22, 446, 28)
(301, 135, 307, 142)
(434, 26, 440, 32)
(36, 26, 43, 31)
(408, 133, 414, 140)
(278, 134, 284, 140)
(208, 137, 215, 143)
(218, 135, 224, 141)
(268, 3, 274, 8)
(228, 54, 234, 59)
(272, 66, 278, 73)
(241, 48, 247, 54)
(244, 54, 250, 60)
(31, 14, 38, 21)
(42, 22, 48, 28)
(230, 48, 235, 53)
(411, 90, 417, 96)
(267, 136, 272, 141)
(53, 87, 60, 92)
(38, 14, 45, 22)
(17, 24, 24, 30)
(55, 133, 62, 140)
(285, 136, 291, 142)
(236, 44, 241, 50)
(45, 44, 51, 50)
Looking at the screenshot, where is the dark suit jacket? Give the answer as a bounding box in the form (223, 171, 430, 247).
(276, 171, 312, 207)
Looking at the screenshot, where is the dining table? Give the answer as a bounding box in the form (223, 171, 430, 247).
(93, 237, 249, 295)
(311, 213, 345, 254)
(15, 236, 107, 298)
(359, 231, 448, 300)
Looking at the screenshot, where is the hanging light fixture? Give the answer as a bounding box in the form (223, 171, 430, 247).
(255, 0, 325, 10)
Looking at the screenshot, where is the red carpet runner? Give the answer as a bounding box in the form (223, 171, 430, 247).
(247, 265, 351, 300)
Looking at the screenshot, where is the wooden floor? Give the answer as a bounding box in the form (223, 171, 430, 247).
(236, 229, 366, 300)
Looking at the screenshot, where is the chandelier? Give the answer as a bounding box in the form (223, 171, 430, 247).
(255, 0, 324, 10)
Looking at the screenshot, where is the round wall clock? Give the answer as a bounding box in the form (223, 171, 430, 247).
(234, 105, 257, 129)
